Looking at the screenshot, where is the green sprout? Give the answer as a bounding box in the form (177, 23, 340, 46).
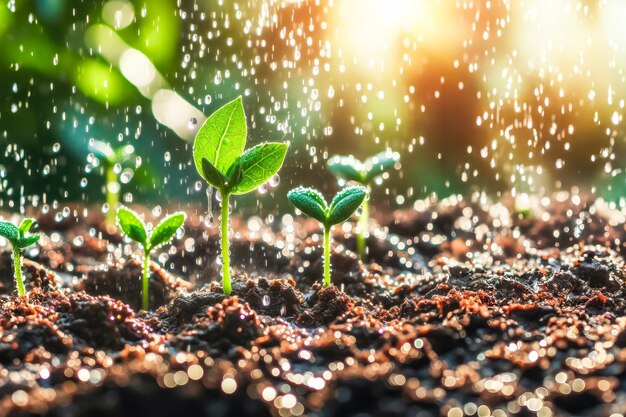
(90, 140, 135, 227)
(116, 206, 185, 310)
(288, 186, 367, 287)
(193, 96, 289, 295)
(327, 150, 400, 259)
(0, 218, 40, 297)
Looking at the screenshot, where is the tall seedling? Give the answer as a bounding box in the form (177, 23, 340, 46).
(193, 96, 289, 294)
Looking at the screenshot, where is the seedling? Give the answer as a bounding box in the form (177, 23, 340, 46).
(327, 150, 400, 259)
(288, 186, 367, 287)
(116, 206, 185, 310)
(0, 218, 40, 296)
(193, 96, 289, 295)
(90, 140, 135, 226)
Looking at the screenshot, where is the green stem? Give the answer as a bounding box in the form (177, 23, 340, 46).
(356, 198, 369, 260)
(142, 252, 150, 310)
(105, 164, 120, 227)
(323, 225, 331, 287)
(13, 247, 25, 297)
(221, 193, 231, 294)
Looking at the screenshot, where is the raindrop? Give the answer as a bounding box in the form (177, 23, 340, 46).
(269, 174, 280, 187)
(262, 295, 270, 307)
(188, 117, 198, 129)
(120, 169, 134, 184)
(206, 187, 214, 225)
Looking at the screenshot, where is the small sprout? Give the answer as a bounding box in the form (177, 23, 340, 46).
(90, 140, 135, 227)
(116, 206, 185, 310)
(193, 96, 289, 295)
(327, 150, 400, 259)
(0, 218, 40, 296)
(288, 186, 367, 287)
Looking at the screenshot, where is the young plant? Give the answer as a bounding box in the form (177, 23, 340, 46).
(116, 206, 185, 310)
(89, 140, 135, 227)
(0, 218, 40, 296)
(288, 186, 367, 287)
(193, 96, 289, 295)
(327, 150, 400, 259)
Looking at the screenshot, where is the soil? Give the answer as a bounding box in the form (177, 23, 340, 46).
(1, 194, 626, 417)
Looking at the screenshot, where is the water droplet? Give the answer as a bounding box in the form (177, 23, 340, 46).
(188, 117, 198, 130)
(269, 174, 280, 187)
(262, 295, 270, 307)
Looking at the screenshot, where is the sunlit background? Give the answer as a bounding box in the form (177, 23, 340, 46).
(1, 0, 625, 213)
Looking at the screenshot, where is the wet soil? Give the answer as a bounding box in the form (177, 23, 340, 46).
(1, 194, 626, 417)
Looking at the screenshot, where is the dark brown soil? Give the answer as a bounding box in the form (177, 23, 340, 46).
(1, 194, 626, 417)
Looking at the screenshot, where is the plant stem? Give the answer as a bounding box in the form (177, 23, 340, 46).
(356, 197, 369, 260)
(323, 225, 331, 287)
(142, 252, 150, 310)
(13, 247, 25, 297)
(221, 193, 231, 294)
(105, 164, 120, 227)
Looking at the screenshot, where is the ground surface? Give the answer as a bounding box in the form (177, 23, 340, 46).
(1, 193, 626, 417)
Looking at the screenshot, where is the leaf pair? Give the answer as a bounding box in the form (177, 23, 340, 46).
(193, 96, 289, 195)
(117, 206, 185, 253)
(0, 218, 40, 249)
(327, 150, 400, 185)
(287, 186, 367, 228)
(90, 139, 134, 165)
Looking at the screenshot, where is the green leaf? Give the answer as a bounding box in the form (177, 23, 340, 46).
(231, 142, 289, 195)
(225, 157, 243, 193)
(114, 145, 135, 164)
(193, 96, 247, 179)
(89, 139, 115, 162)
(16, 218, 39, 249)
(0, 221, 19, 245)
(17, 234, 40, 250)
(327, 186, 367, 226)
(148, 212, 186, 251)
(287, 187, 328, 224)
(18, 218, 35, 236)
(90, 140, 133, 165)
(327, 155, 366, 183)
(201, 158, 228, 191)
(116, 206, 148, 246)
(364, 150, 400, 184)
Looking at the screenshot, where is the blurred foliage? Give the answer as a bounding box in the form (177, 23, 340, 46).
(0, 0, 624, 215)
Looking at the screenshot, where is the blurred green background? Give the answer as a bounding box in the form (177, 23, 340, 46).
(1, 0, 625, 214)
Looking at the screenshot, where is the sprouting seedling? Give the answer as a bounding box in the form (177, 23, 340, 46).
(288, 186, 367, 287)
(327, 150, 400, 259)
(116, 206, 185, 310)
(193, 96, 289, 295)
(0, 218, 40, 297)
(90, 140, 135, 227)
